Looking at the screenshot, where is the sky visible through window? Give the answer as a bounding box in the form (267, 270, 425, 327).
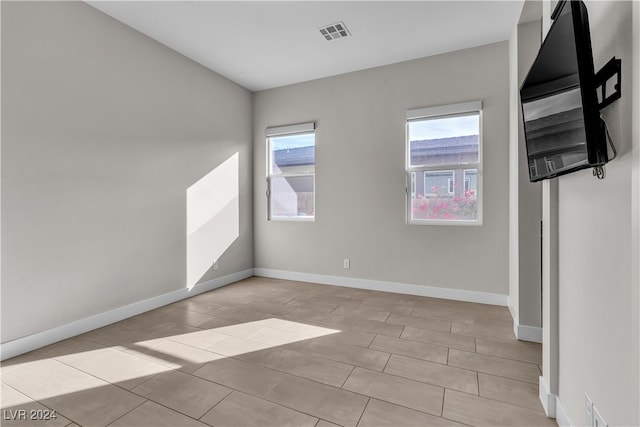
(271, 133, 315, 150)
(409, 114, 479, 140)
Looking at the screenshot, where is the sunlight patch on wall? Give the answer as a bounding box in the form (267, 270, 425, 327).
(186, 153, 239, 288)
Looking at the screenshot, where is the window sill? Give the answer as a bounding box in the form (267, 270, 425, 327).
(268, 216, 315, 222)
(408, 219, 482, 226)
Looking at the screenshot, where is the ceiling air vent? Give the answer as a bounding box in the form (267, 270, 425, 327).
(318, 22, 351, 41)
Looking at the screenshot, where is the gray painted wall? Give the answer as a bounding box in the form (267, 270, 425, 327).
(556, 1, 639, 425)
(508, 15, 543, 335)
(517, 20, 542, 329)
(508, 24, 520, 319)
(253, 42, 510, 296)
(1, 1, 253, 342)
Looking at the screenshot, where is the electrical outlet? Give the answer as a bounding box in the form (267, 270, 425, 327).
(213, 260, 218, 270)
(593, 406, 607, 427)
(585, 393, 593, 426)
(343, 258, 350, 269)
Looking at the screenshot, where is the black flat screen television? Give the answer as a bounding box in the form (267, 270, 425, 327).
(520, 0, 607, 182)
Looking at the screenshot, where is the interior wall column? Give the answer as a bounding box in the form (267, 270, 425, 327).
(539, 0, 559, 417)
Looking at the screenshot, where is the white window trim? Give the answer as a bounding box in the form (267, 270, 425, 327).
(410, 172, 416, 197)
(266, 122, 315, 138)
(406, 100, 482, 121)
(406, 101, 483, 226)
(266, 122, 316, 222)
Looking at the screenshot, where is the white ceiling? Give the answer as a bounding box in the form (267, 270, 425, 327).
(87, 1, 525, 92)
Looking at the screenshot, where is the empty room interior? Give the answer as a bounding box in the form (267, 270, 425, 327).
(1, 1, 639, 426)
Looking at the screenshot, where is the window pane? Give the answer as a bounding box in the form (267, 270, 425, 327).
(408, 113, 479, 167)
(270, 133, 315, 174)
(269, 175, 314, 218)
(411, 168, 478, 221)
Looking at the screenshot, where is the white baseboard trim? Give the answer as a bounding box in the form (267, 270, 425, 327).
(555, 394, 573, 427)
(538, 380, 577, 426)
(539, 376, 556, 418)
(516, 323, 543, 343)
(254, 268, 508, 306)
(508, 304, 519, 338)
(508, 303, 542, 343)
(0, 269, 253, 361)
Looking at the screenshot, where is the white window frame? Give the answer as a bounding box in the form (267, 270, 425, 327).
(411, 172, 416, 197)
(406, 100, 483, 226)
(266, 122, 316, 222)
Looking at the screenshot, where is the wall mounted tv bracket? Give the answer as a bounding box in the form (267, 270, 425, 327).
(592, 57, 621, 180)
(595, 57, 621, 111)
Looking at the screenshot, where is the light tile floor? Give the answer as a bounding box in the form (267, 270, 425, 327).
(1, 277, 557, 427)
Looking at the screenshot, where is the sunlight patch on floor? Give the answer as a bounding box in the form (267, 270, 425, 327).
(0, 319, 340, 404)
(142, 318, 340, 357)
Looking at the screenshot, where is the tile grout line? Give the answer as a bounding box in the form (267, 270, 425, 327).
(449, 346, 543, 367)
(443, 360, 541, 385)
(354, 397, 371, 427)
(225, 349, 359, 388)
(380, 351, 392, 373)
(346, 387, 450, 421)
(379, 363, 488, 398)
(240, 388, 331, 423)
(472, 390, 549, 413)
(449, 353, 539, 384)
(198, 390, 235, 422)
(48, 356, 146, 395)
(286, 345, 387, 372)
(103, 398, 149, 426)
(403, 310, 462, 330)
(408, 304, 417, 317)
(196, 367, 372, 425)
(366, 333, 378, 349)
(194, 356, 371, 423)
(447, 387, 552, 415)
(340, 364, 358, 389)
(386, 350, 479, 376)
(391, 332, 470, 353)
(126, 393, 218, 425)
